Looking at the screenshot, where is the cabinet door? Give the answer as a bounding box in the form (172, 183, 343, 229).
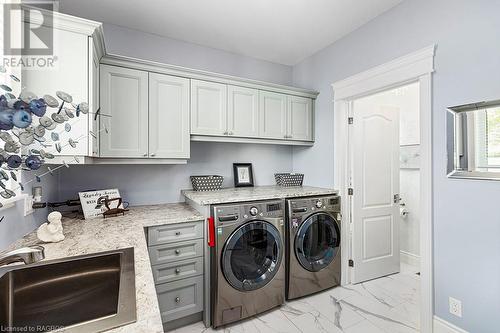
(288, 96, 313, 141)
(149, 73, 190, 159)
(259, 91, 287, 139)
(227, 85, 259, 138)
(100, 65, 148, 158)
(190, 80, 227, 136)
(22, 28, 89, 156)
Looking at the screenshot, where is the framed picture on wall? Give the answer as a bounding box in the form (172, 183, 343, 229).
(233, 163, 254, 187)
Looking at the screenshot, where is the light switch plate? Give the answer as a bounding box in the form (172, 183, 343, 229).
(449, 297, 462, 317)
(23, 196, 34, 216)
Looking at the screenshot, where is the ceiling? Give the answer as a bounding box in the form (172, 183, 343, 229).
(59, 0, 403, 66)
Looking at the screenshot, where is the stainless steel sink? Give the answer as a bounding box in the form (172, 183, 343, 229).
(0, 247, 136, 332)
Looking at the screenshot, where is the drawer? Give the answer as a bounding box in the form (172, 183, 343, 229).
(149, 239, 203, 265)
(157, 276, 204, 322)
(152, 256, 203, 284)
(148, 221, 204, 246)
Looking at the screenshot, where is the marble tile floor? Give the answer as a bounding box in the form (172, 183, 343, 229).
(174, 263, 420, 333)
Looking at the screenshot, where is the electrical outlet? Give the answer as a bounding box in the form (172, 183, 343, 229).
(23, 196, 34, 217)
(449, 297, 462, 317)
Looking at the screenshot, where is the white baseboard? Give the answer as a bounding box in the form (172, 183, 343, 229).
(433, 316, 468, 333)
(400, 250, 420, 267)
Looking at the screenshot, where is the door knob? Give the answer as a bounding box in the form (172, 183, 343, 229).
(223, 131, 228, 135)
(143, 153, 147, 157)
(228, 131, 234, 135)
(175, 268, 181, 274)
(175, 249, 181, 255)
(150, 153, 156, 157)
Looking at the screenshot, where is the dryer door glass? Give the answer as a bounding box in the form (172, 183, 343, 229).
(295, 212, 340, 272)
(222, 221, 283, 291)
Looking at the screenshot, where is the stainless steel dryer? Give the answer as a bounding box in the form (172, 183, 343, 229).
(286, 195, 341, 300)
(211, 200, 285, 328)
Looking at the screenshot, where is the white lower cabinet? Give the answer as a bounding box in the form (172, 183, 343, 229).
(259, 91, 288, 139)
(148, 221, 204, 331)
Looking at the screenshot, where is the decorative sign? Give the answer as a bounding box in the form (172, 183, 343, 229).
(78, 189, 123, 219)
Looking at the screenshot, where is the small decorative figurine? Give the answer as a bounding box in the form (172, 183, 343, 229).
(37, 211, 65, 243)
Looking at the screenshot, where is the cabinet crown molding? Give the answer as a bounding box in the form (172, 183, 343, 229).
(101, 54, 319, 99)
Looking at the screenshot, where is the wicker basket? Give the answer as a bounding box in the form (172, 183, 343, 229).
(190, 175, 224, 191)
(274, 173, 304, 187)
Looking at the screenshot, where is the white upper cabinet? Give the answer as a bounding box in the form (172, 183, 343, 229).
(191, 80, 227, 136)
(149, 73, 190, 159)
(227, 86, 259, 138)
(23, 28, 89, 156)
(288, 95, 313, 141)
(100, 65, 149, 158)
(22, 11, 103, 159)
(259, 91, 287, 139)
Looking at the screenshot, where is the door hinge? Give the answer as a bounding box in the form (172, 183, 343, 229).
(348, 117, 353, 124)
(348, 188, 354, 195)
(349, 259, 354, 267)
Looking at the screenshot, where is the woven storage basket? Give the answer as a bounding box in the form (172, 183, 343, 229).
(274, 173, 304, 187)
(190, 175, 224, 191)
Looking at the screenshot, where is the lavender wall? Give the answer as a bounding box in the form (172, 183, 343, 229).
(57, 142, 293, 205)
(292, 0, 500, 331)
(102, 23, 293, 86)
(0, 168, 59, 250)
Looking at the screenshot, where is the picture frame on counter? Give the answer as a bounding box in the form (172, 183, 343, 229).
(233, 163, 254, 187)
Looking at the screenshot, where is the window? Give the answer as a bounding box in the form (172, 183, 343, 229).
(473, 106, 500, 170)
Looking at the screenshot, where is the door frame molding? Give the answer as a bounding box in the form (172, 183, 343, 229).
(331, 45, 435, 333)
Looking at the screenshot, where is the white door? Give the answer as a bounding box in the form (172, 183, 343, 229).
(288, 96, 313, 141)
(351, 100, 400, 284)
(190, 80, 227, 136)
(227, 85, 259, 138)
(259, 91, 287, 139)
(149, 73, 190, 159)
(100, 65, 149, 158)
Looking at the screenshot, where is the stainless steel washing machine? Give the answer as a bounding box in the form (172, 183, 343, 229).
(286, 195, 341, 300)
(211, 200, 285, 328)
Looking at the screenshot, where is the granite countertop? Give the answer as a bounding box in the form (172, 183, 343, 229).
(4, 203, 204, 333)
(182, 185, 338, 205)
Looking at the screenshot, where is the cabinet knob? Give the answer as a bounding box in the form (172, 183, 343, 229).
(143, 153, 148, 157)
(175, 249, 181, 255)
(150, 153, 156, 157)
(175, 231, 181, 236)
(223, 131, 228, 135)
(175, 296, 181, 303)
(175, 268, 181, 274)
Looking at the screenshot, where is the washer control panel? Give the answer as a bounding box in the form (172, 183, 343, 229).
(214, 200, 284, 226)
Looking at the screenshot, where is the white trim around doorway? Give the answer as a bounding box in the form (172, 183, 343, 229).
(331, 45, 435, 333)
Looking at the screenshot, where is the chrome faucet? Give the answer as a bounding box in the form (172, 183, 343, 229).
(0, 245, 45, 267)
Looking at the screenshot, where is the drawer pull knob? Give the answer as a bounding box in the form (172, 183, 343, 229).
(175, 249, 181, 255)
(175, 297, 180, 303)
(175, 268, 181, 274)
(175, 231, 181, 236)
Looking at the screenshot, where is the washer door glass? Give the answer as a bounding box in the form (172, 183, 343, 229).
(295, 212, 340, 272)
(222, 220, 283, 291)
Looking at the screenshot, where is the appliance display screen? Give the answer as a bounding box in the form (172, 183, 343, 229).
(267, 203, 281, 212)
